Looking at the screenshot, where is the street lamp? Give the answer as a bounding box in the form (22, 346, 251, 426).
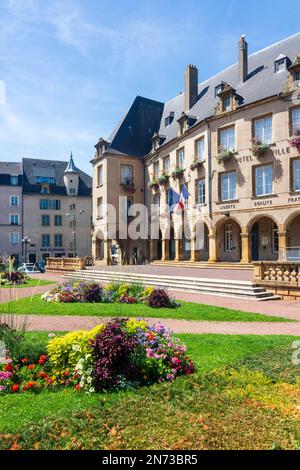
(22, 236, 31, 263)
(66, 210, 85, 257)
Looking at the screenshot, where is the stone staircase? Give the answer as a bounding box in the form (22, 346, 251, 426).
(65, 269, 279, 301)
(151, 260, 253, 270)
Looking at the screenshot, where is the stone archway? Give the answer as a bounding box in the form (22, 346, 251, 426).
(216, 218, 242, 262)
(285, 212, 300, 260)
(192, 220, 209, 261)
(249, 216, 279, 261)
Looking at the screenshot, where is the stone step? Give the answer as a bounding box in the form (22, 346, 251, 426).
(65, 270, 279, 301)
(151, 261, 253, 270)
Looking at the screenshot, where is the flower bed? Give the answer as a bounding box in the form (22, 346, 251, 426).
(41, 281, 179, 308)
(0, 271, 29, 286)
(0, 320, 195, 394)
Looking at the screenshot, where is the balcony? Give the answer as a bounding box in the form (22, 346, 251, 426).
(120, 178, 135, 193)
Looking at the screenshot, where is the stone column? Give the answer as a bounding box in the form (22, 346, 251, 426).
(161, 239, 170, 261)
(103, 239, 111, 265)
(175, 238, 183, 261)
(149, 240, 155, 261)
(190, 238, 200, 261)
(241, 228, 250, 264)
(278, 228, 287, 261)
(208, 234, 217, 263)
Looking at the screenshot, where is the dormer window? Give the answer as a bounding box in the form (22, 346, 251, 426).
(222, 95, 231, 112)
(274, 55, 288, 73)
(215, 82, 225, 97)
(165, 112, 174, 127)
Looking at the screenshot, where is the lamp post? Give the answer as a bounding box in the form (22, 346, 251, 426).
(22, 236, 31, 263)
(66, 210, 85, 257)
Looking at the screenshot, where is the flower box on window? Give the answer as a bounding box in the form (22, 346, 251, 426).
(171, 167, 185, 179)
(216, 146, 233, 164)
(190, 159, 204, 171)
(149, 177, 159, 190)
(121, 179, 135, 193)
(289, 130, 300, 151)
(158, 173, 170, 185)
(251, 138, 270, 157)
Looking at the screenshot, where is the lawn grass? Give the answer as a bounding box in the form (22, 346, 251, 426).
(0, 333, 299, 449)
(0, 278, 55, 289)
(0, 294, 293, 322)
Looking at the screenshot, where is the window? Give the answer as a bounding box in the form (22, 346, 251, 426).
(54, 234, 63, 248)
(219, 126, 235, 151)
(9, 232, 20, 245)
(69, 203, 76, 211)
(222, 95, 231, 112)
(97, 165, 103, 186)
(177, 148, 185, 167)
(153, 193, 160, 206)
(35, 176, 55, 184)
(291, 108, 300, 134)
(165, 112, 174, 127)
(120, 165, 133, 184)
(272, 223, 279, 253)
(295, 71, 300, 82)
(254, 116, 272, 144)
(197, 179, 206, 205)
(55, 215, 62, 226)
(10, 214, 19, 225)
(10, 196, 19, 207)
(293, 159, 300, 191)
(274, 57, 287, 73)
(215, 83, 224, 96)
(69, 188, 76, 195)
(221, 172, 236, 201)
(41, 185, 49, 194)
(195, 138, 205, 161)
(255, 165, 273, 196)
(42, 234, 50, 248)
(10, 175, 18, 186)
(224, 224, 233, 252)
(39, 199, 61, 210)
(97, 197, 103, 218)
(127, 196, 134, 215)
(41, 215, 50, 226)
(163, 156, 170, 173)
(153, 161, 160, 178)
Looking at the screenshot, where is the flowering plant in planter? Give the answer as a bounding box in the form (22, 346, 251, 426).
(190, 159, 204, 171)
(149, 177, 159, 190)
(121, 179, 135, 193)
(158, 172, 170, 184)
(251, 138, 270, 157)
(288, 129, 300, 151)
(0, 271, 28, 286)
(171, 167, 184, 179)
(216, 146, 233, 164)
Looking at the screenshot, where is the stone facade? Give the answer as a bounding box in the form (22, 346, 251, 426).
(92, 33, 300, 265)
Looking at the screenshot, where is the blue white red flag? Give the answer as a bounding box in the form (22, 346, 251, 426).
(178, 184, 190, 210)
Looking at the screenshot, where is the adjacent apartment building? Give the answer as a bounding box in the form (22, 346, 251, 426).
(0, 162, 23, 263)
(92, 32, 300, 265)
(0, 155, 92, 263)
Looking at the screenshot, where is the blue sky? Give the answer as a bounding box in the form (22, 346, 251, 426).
(0, 0, 299, 175)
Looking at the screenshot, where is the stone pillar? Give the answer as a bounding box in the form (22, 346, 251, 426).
(161, 239, 170, 261)
(149, 240, 155, 261)
(241, 229, 250, 264)
(175, 238, 183, 261)
(103, 239, 111, 265)
(278, 228, 287, 261)
(190, 238, 200, 262)
(208, 234, 217, 263)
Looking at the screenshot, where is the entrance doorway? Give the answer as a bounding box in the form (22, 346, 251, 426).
(251, 222, 259, 261)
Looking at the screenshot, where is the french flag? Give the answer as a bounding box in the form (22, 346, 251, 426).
(178, 184, 190, 210)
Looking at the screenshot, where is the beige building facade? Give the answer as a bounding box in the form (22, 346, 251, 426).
(92, 33, 300, 265)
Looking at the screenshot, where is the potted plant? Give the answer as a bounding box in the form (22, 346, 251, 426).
(149, 177, 159, 190)
(158, 172, 170, 184)
(289, 129, 300, 152)
(216, 145, 233, 164)
(171, 167, 185, 179)
(251, 138, 270, 157)
(121, 178, 135, 193)
(190, 159, 204, 171)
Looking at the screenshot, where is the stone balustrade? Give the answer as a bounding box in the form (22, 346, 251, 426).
(253, 261, 300, 299)
(46, 257, 86, 272)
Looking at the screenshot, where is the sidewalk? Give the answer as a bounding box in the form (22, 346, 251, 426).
(13, 314, 300, 335)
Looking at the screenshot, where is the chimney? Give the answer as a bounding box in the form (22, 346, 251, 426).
(238, 35, 248, 82)
(185, 64, 198, 111)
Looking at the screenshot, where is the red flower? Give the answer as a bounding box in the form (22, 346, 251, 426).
(38, 371, 48, 379)
(11, 384, 19, 392)
(5, 364, 13, 372)
(27, 381, 36, 388)
(21, 358, 28, 363)
(74, 384, 81, 391)
(38, 355, 47, 365)
(28, 364, 35, 370)
(63, 370, 69, 377)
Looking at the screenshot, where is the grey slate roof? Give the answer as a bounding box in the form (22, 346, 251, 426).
(0, 162, 22, 186)
(104, 32, 300, 157)
(22, 158, 92, 196)
(105, 96, 164, 158)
